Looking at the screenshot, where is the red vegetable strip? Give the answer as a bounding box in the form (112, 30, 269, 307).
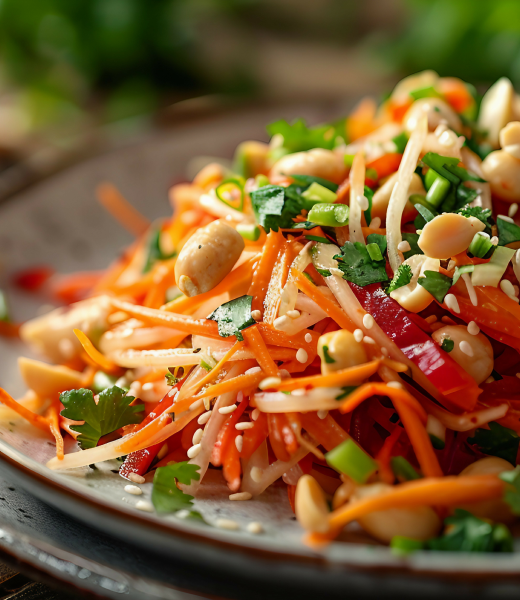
(211, 396, 248, 467)
(241, 413, 269, 460)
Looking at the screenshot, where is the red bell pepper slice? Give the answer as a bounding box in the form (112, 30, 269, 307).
(349, 282, 481, 411)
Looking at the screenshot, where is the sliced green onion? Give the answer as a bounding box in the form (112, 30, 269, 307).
(344, 154, 355, 168)
(366, 243, 383, 262)
(414, 203, 436, 224)
(408, 194, 438, 216)
(215, 178, 245, 212)
(425, 172, 451, 207)
(325, 439, 378, 484)
(255, 174, 270, 188)
(92, 371, 119, 394)
(237, 223, 261, 241)
(440, 337, 454, 353)
(426, 414, 446, 450)
(422, 152, 460, 185)
(307, 203, 349, 227)
(390, 536, 424, 556)
(468, 232, 494, 259)
(452, 263, 474, 285)
(200, 353, 217, 372)
(392, 132, 408, 154)
(430, 434, 445, 450)
(322, 345, 335, 364)
(301, 182, 337, 203)
(0, 290, 9, 323)
(305, 235, 331, 244)
(409, 85, 443, 100)
(390, 456, 421, 482)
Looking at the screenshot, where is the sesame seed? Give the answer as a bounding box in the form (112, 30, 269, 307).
(369, 217, 381, 230)
(136, 500, 154, 513)
(500, 279, 516, 298)
(251, 408, 260, 421)
(142, 382, 154, 391)
(397, 241, 411, 253)
(187, 444, 202, 459)
(305, 333, 312, 343)
(176, 509, 191, 519)
(509, 203, 518, 218)
(168, 388, 178, 397)
(357, 195, 369, 211)
(363, 336, 376, 344)
(459, 340, 474, 357)
(219, 404, 237, 415)
(189, 399, 204, 411)
(250, 466, 263, 483)
(235, 435, 243, 452)
(444, 294, 460, 314)
(247, 522, 263, 534)
(251, 310, 262, 321)
(236, 422, 254, 430)
(259, 376, 282, 390)
(381, 347, 389, 356)
(387, 381, 403, 389)
(128, 473, 145, 484)
(467, 321, 480, 336)
(425, 315, 437, 324)
(485, 376, 495, 384)
(198, 410, 212, 425)
(498, 214, 515, 224)
(229, 492, 252, 501)
(363, 314, 374, 329)
(317, 409, 328, 420)
(215, 518, 239, 530)
(287, 310, 300, 319)
(416, 229, 423, 235)
(192, 428, 204, 445)
(124, 485, 143, 496)
(273, 315, 291, 330)
(353, 329, 364, 343)
(296, 348, 308, 363)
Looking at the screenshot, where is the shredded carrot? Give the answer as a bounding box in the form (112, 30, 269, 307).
(0, 388, 50, 432)
(242, 325, 279, 376)
(267, 413, 291, 461)
(222, 434, 242, 492)
(51, 271, 103, 304)
(143, 261, 177, 309)
(73, 329, 119, 373)
(248, 230, 285, 314)
(177, 371, 265, 408)
(46, 404, 64, 460)
(376, 426, 402, 485)
(299, 412, 350, 451)
(212, 399, 247, 467)
(185, 341, 245, 396)
(96, 182, 150, 237)
(241, 413, 269, 460)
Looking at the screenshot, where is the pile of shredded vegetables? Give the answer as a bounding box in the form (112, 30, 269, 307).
(2, 70, 520, 552)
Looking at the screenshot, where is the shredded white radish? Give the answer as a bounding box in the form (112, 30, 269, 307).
(348, 151, 366, 244)
(386, 114, 428, 273)
(108, 348, 205, 368)
(279, 242, 313, 317)
(191, 335, 297, 362)
(99, 321, 185, 354)
(254, 387, 346, 412)
(175, 365, 207, 404)
(514, 250, 520, 284)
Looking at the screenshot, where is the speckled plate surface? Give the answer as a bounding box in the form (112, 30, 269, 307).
(1, 105, 520, 599)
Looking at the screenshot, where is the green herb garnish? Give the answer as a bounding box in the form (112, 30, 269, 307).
(468, 422, 520, 465)
(440, 338, 454, 353)
(417, 271, 453, 303)
(334, 241, 389, 287)
(152, 462, 202, 515)
(208, 295, 256, 341)
(387, 264, 412, 295)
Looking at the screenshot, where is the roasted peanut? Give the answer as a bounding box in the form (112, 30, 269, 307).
(295, 474, 330, 533)
(318, 330, 368, 376)
(481, 150, 520, 202)
(499, 121, 520, 159)
(390, 254, 440, 313)
(270, 149, 347, 184)
(18, 357, 86, 399)
(175, 220, 244, 297)
(478, 77, 515, 148)
(418, 213, 485, 259)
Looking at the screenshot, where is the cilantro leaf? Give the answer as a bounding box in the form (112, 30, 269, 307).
(152, 462, 201, 514)
(417, 271, 453, 303)
(456, 205, 493, 233)
(387, 264, 412, 295)
(267, 118, 338, 153)
(334, 242, 389, 287)
(401, 233, 423, 260)
(497, 217, 520, 247)
(366, 233, 387, 257)
(364, 185, 374, 226)
(322, 345, 335, 364)
(499, 467, 520, 515)
(208, 295, 256, 341)
(427, 509, 513, 553)
(335, 386, 358, 401)
(60, 386, 144, 450)
(250, 185, 315, 232)
(440, 338, 454, 353)
(468, 421, 519, 465)
(289, 174, 338, 192)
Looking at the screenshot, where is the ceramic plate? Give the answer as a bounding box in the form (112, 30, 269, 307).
(1, 104, 520, 598)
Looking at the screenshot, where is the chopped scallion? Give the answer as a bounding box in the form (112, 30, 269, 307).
(237, 223, 261, 241)
(366, 242, 383, 262)
(468, 232, 494, 259)
(307, 203, 349, 227)
(325, 439, 378, 484)
(301, 182, 337, 203)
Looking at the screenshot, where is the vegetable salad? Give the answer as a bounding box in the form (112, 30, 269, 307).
(2, 70, 520, 553)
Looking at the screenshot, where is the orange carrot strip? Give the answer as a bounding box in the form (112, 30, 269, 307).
(376, 426, 402, 485)
(46, 405, 64, 460)
(248, 230, 285, 314)
(242, 326, 279, 376)
(73, 329, 119, 373)
(0, 321, 20, 338)
(479, 286, 520, 322)
(51, 271, 104, 304)
(299, 412, 350, 451)
(292, 268, 355, 331)
(222, 435, 242, 492)
(96, 183, 150, 237)
(0, 388, 49, 432)
(241, 413, 269, 460)
(186, 341, 245, 395)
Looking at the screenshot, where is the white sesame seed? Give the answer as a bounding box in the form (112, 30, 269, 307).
(136, 500, 154, 513)
(416, 229, 423, 235)
(168, 388, 178, 397)
(189, 398, 204, 411)
(229, 492, 252, 501)
(142, 382, 154, 391)
(215, 518, 239, 530)
(251, 310, 262, 321)
(498, 214, 515, 224)
(485, 376, 495, 384)
(305, 333, 312, 343)
(467, 321, 480, 336)
(363, 314, 374, 329)
(381, 347, 389, 356)
(500, 279, 516, 298)
(459, 340, 474, 357)
(287, 310, 300, 319)
(157, 443, 169, 460)
(273, 315, 291, 330)
(438, 130, 454, 147)
(317, 409, 328, 420)
(363, 336, 376, 344)
(251, 408, 260, 421)
(353, 329, 364, 343)
(236, 422, 254, 430)
(235, 435, 243, 452)
(369, 216, 382, 230)
(259, 377, 282, 390)
(490, 236, 499, 246)
(128, 473, 145, 484)
(357, 195, 369, 211)
(397, 241, 411, 253)
(198, 410, 212, 425)
(247, 521, 263, 534)
(509, 203, 519, 218)
(192, 428, 204, 445)
(124, 485, 143, 496)
(187, 444, 202, 459)
(176, 509, 191, 519)
(425, 315, 437, 324)
(250, 466, 263, 483)
(444, 294, 460, 314)
(387, 381, 403, 389)
(296, 348, 308, 363)
(219, 404, 237, 415)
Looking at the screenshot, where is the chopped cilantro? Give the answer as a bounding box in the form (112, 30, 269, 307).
(292, 221, 320, 230)
(152, 462, 202, 515)
(417, 271, 453, 303)
(392, 132, 408, 154)
(334, 241, 389, 287)
(421, 152, 460, 185)
(390, 456, 421, 482)
(500, 467, 520, 515)
(401, 233, 423, 260)
(305, 235, 331, 244)
(322, 345, 335, 364)
(315, 268, 332, 278)
(387, 264, 412, 295)
(414, 203, 436, 225)
(497, 217, 520, 247)
(440, 338, 454, 353)
(289, 174, 339, 192)
(208, 295, 256, 341)
(468, 422, 519, 465)
(60, 386, 144, 450)
(366, 233, 387, 256)
(266, 118, 338, 153)
(165, 372, 179, 386)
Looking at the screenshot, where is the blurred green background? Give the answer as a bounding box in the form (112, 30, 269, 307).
(0, 0, 518, 160)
